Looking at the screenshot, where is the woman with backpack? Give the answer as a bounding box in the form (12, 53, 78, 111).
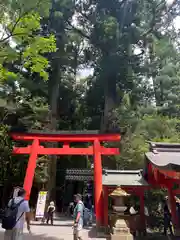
(2, 188, 31, 240)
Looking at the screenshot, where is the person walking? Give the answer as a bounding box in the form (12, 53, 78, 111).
(83, 207, 90, 227)
(46, 201, 55, 225)
(69, 202, 75, 216)
(162, 199, 174, 236)
(3, 188, 31, 240)
(175, 197, 180, 227)
(73, 194, 84, 240)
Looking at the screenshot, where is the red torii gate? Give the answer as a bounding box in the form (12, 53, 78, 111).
(10, 131, 120, 226)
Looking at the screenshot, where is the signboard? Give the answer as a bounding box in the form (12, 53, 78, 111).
(35, 191, 48, 219)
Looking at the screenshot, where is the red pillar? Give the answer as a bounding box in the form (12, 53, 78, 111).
(93, 138, 103, 227)
(103, 186, 109, 227)
(23, 139, 39, 200)
(168, 188, 178, 227)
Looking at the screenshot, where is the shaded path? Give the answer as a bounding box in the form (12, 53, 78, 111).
(0, 219, 175, 239)
(0, 219, 106, 240)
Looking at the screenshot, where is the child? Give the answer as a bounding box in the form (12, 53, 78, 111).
(46, 201, 56, 225)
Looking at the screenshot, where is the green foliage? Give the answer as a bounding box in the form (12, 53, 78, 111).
(23, 35, 56, 80)
(1, 0, 51, 19)
(114, 95, 180, 170)
(0, 124, 13, 185)
(34, 156, 49, 184)
(0, 64, 17, 83)
(9, 12, 41, 36)
(0, 0, 56, 81)
(0, 124, 12, 155)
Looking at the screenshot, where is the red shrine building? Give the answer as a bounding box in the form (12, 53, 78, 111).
(145, 142, 180, 229)
(10, 130, 180, 233)
(102, 142, 180, 231)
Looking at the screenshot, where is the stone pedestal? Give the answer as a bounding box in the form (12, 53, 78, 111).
(110, 215, 134, 240)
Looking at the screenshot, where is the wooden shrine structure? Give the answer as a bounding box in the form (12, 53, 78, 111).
(102, 169, 149, 228)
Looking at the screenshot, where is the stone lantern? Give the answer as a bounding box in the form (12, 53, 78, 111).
(109, 187, 133, 240)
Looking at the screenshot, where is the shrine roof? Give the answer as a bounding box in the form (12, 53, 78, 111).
(145, 142, 180, 171)
(102, 169, 149, 186)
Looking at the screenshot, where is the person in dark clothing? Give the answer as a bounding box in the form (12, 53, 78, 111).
(69, 202, 75, 216)
(46, 201, 56, 225)
(85, 195, 92, 211)
(176, 200, 180, 226)
(163, 200, 174, 236)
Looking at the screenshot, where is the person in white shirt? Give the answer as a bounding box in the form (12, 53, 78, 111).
(129, 205, 137, 215)
(144, 206, 149, 217)
(4, 188, 31, 240)
(46, 201, 56, 225)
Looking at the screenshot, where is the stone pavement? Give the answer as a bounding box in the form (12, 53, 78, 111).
(0, 219, 107, 240)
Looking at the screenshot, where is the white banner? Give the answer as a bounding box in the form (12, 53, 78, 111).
(35, 191, 48, 219)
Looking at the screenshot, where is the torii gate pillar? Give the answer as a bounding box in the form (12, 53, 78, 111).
(93, 139, 103, 226)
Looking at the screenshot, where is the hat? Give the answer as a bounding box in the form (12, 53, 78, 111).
(74, 194, 82, 200)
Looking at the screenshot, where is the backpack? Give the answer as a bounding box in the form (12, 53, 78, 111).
(2, 198, 24, 230)
(75, 202, 84, 218)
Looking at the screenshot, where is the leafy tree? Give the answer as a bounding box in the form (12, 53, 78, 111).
(147, 37, 180, 117)
(75, 0, 180, 132)
(0, 0, 56, 82)
(114, 94, 180, 170)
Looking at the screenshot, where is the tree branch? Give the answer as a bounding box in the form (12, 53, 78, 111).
(142, 0, 178, 38)
(66, 20, 90, 40)
(0, 0, 42, 44)
(0, 32, 30, 43)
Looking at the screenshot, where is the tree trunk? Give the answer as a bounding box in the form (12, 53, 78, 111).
(100, 75, 116, 133)
(149, 43, 159, 106)
(47, 61, 61, 202)
(100, 73, 117, 169)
